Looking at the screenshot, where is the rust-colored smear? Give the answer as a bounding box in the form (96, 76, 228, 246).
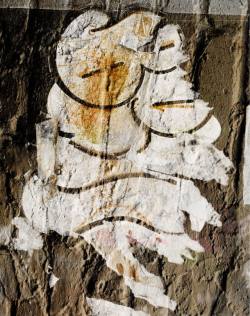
(160, 40, 175, 49)
(151, 103, 194, 112)
(67, 50, 133, 142)
(68, 99, 112, 143)
(129, 265, 137, 280)
(116, 263, 124, 275)
(77, 52, 130, 106)
(135, 15, 153, 37)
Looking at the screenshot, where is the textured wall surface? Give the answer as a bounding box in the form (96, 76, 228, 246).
(0, 1, 249, 315)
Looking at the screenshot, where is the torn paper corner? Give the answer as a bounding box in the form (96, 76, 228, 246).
(49, 273, 60, 288)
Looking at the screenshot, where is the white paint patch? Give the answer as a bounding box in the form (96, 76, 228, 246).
(87, 297, 149, 316)
(134, 73, 210, 135)
(243, 106, 250, 205)
(49, 273, 60, 288)
(12, 217, 43, 253)
(20, 174, 221, 236)
(129, 132, 233, 186)
(193, 116, 221, 143)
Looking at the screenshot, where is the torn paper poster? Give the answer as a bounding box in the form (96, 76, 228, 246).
(12, 10, 233, 314)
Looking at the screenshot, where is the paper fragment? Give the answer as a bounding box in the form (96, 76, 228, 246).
(87, 297, 150, 316)
(36, 119, 58, 181)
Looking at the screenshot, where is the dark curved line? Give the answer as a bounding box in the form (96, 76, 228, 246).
(138, 39, 175, 53)
(58, 130, 75, 139)
(186, 110, 213, 133)
(49, 8, 176, 111)
(131, 99, 213, 137)
(152, 99, 194, 106)
(81, 62, 125, 79)
(144, 65, 177, 75)
(159, 42, 175, 50)
(57, 172, 177, 194)
(74, 215, 183, 236)
(147, 169, 191, 181)
(50, 52, 147, 108)
(58, 129, 130, 159)
(69, 140, 130, 160)
(136, 129, 151, 153)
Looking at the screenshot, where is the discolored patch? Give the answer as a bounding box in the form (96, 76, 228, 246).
(63, 42, 136, 108)
(135, 15, 154, 37)
(116, 263, 124, 275)
(129, 265, 137, 280)
(151, 102, 194, 112)
(67, 100, 112, 143)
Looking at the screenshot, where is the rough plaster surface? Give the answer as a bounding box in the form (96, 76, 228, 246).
(0, 2, 249, 315)
(0, 0, 248, 15)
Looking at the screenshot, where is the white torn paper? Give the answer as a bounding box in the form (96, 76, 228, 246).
(87, 297, 149, 316)
(12, 217, 43, 253)
(83, 221, 203, 310)
(36, 120, 57, 181)
(49, 273, 60, 288)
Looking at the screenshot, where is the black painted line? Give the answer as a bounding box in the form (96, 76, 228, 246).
(57, 172, 177, 194)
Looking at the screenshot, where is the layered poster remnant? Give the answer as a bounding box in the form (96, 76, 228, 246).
(1, 3, 249, 315)
(11, 10, 235, 314)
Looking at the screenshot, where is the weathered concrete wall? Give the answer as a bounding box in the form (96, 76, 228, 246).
(0, 1, 249, 315)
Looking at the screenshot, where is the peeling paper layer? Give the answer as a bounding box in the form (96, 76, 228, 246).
(83, 221, 203, 310)
(36, 120, 57, 181)
(21, 175, 221, 237)
(87, 297, 149, 316)
(129, 132, 232, 186)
